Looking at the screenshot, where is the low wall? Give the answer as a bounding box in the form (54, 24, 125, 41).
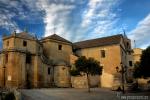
(101, 71, 114, 88)
(137, 78, 150, 90)
(71, 75, 100, 88)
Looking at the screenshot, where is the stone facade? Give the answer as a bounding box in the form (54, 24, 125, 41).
(74, 35, 133, 88)
(133, 48, 143, 63)
(0, 32, 133, 89)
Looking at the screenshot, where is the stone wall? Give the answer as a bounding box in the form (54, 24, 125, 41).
(42, 40, 73, 64)
(101, 70, 114, 88)
(71, 75, 100, 88)
(133, 48, 143, 63)
(75, 45, 122, 88)
(54, 65, 71, 87)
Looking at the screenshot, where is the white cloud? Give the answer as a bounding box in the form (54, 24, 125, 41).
(81, 0, 102, 27)
(0, 0, 45, 32)
(0, 14, 20, 32)
(129, 13, 150, 49)
(74, 0, 120, 41)
(0, 0, 120, 42)
(81, 0, 118, 27)
(35, 0, 75, 38)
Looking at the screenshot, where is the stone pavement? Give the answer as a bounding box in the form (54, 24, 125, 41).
(20, 88, 150, 100)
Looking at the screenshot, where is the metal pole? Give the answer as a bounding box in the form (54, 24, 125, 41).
(121, 64, 125, 94)
(3, 66, 6, 87)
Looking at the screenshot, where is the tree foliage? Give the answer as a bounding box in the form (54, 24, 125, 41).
(73, 56, 102, 92)
(75, 56, 102, 75)
(133, 61, 141, 78)
(134, 46, 150, 78)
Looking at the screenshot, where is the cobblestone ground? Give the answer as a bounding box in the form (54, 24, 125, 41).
(20, 88, 150, 100)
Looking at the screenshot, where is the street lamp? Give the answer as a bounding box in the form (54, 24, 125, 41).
(3, 65, 6, 87)
(120, 62, 125, 94)
(116, 63, 126, 94)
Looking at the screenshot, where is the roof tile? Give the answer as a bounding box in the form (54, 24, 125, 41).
(74, 34, 123, 49)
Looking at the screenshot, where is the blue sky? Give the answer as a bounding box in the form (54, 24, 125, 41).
(0, 0, 150, 49)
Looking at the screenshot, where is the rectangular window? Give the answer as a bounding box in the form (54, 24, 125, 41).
(101, 50, 105, 58)
(7, 41, 9, 46)
(129, 61, 132, 66)
(58, 44, 62, 50)
(48, 67, 50, 75)
(23, 41, 27, 47)
(5, 53, 8, 63)
(26, 54, 31, 64)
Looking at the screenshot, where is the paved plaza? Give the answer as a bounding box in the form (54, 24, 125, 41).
(20, 88, 150, 100)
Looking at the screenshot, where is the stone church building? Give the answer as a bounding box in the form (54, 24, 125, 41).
(0, 31, 133, 89)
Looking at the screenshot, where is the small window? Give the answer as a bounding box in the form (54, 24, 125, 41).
(23, 41, 27, 47)
(62, 67, 66, 70)
(128, 52, 131, 55)
(26, 54, 31, 64)
(5, 53, 8, 63)
(101, 50, 105, 58)
(7, 41, 9, 46)
(129, 61, 132, 66)
(48, 68, 50, 75)
(127, 42, 129, 48)
(58, 44, 62, 50)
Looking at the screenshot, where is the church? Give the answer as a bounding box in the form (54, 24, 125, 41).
(0, 31, 133, 89)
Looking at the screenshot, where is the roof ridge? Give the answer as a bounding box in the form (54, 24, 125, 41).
(43, 34, 72, 44)
(74, 34, 122, 43)
(74, 34, 123, 49)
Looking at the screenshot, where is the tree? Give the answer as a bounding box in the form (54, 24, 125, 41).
(133, 46, 150, 78)
(133, 61, 141, 78)
(74, 56, 102, 92)
(140, 46, 150, 77)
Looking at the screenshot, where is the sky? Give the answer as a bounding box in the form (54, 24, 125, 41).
(0, 0, 150, 49)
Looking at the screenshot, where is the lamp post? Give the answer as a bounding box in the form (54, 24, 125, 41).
(116, 63, 126, 94)
(120, 62, 125, 94)
(3, 65, 6, 87)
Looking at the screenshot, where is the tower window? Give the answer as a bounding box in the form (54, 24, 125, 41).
(58, 44, 62, 50)
(23, 41, 27, 47)
(5, 53, 8, 63)
(129, 61, 132, 66)
(101, 50, 105, 58)
(48, 67, 50, 75)
(7, 41, 9, 46)
(127, 42, 130, 49)
(26, 54, 31, 64)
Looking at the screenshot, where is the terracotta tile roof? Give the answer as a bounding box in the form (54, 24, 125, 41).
(74, 34, 123, 49)
(43, 34, 72, 44)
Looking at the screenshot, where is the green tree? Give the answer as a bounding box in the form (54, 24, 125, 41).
(140, 46, 150, 77)
(74, 56, 102, 92)
(134, 46, 150, 78)
(133, 61, 141, 78)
